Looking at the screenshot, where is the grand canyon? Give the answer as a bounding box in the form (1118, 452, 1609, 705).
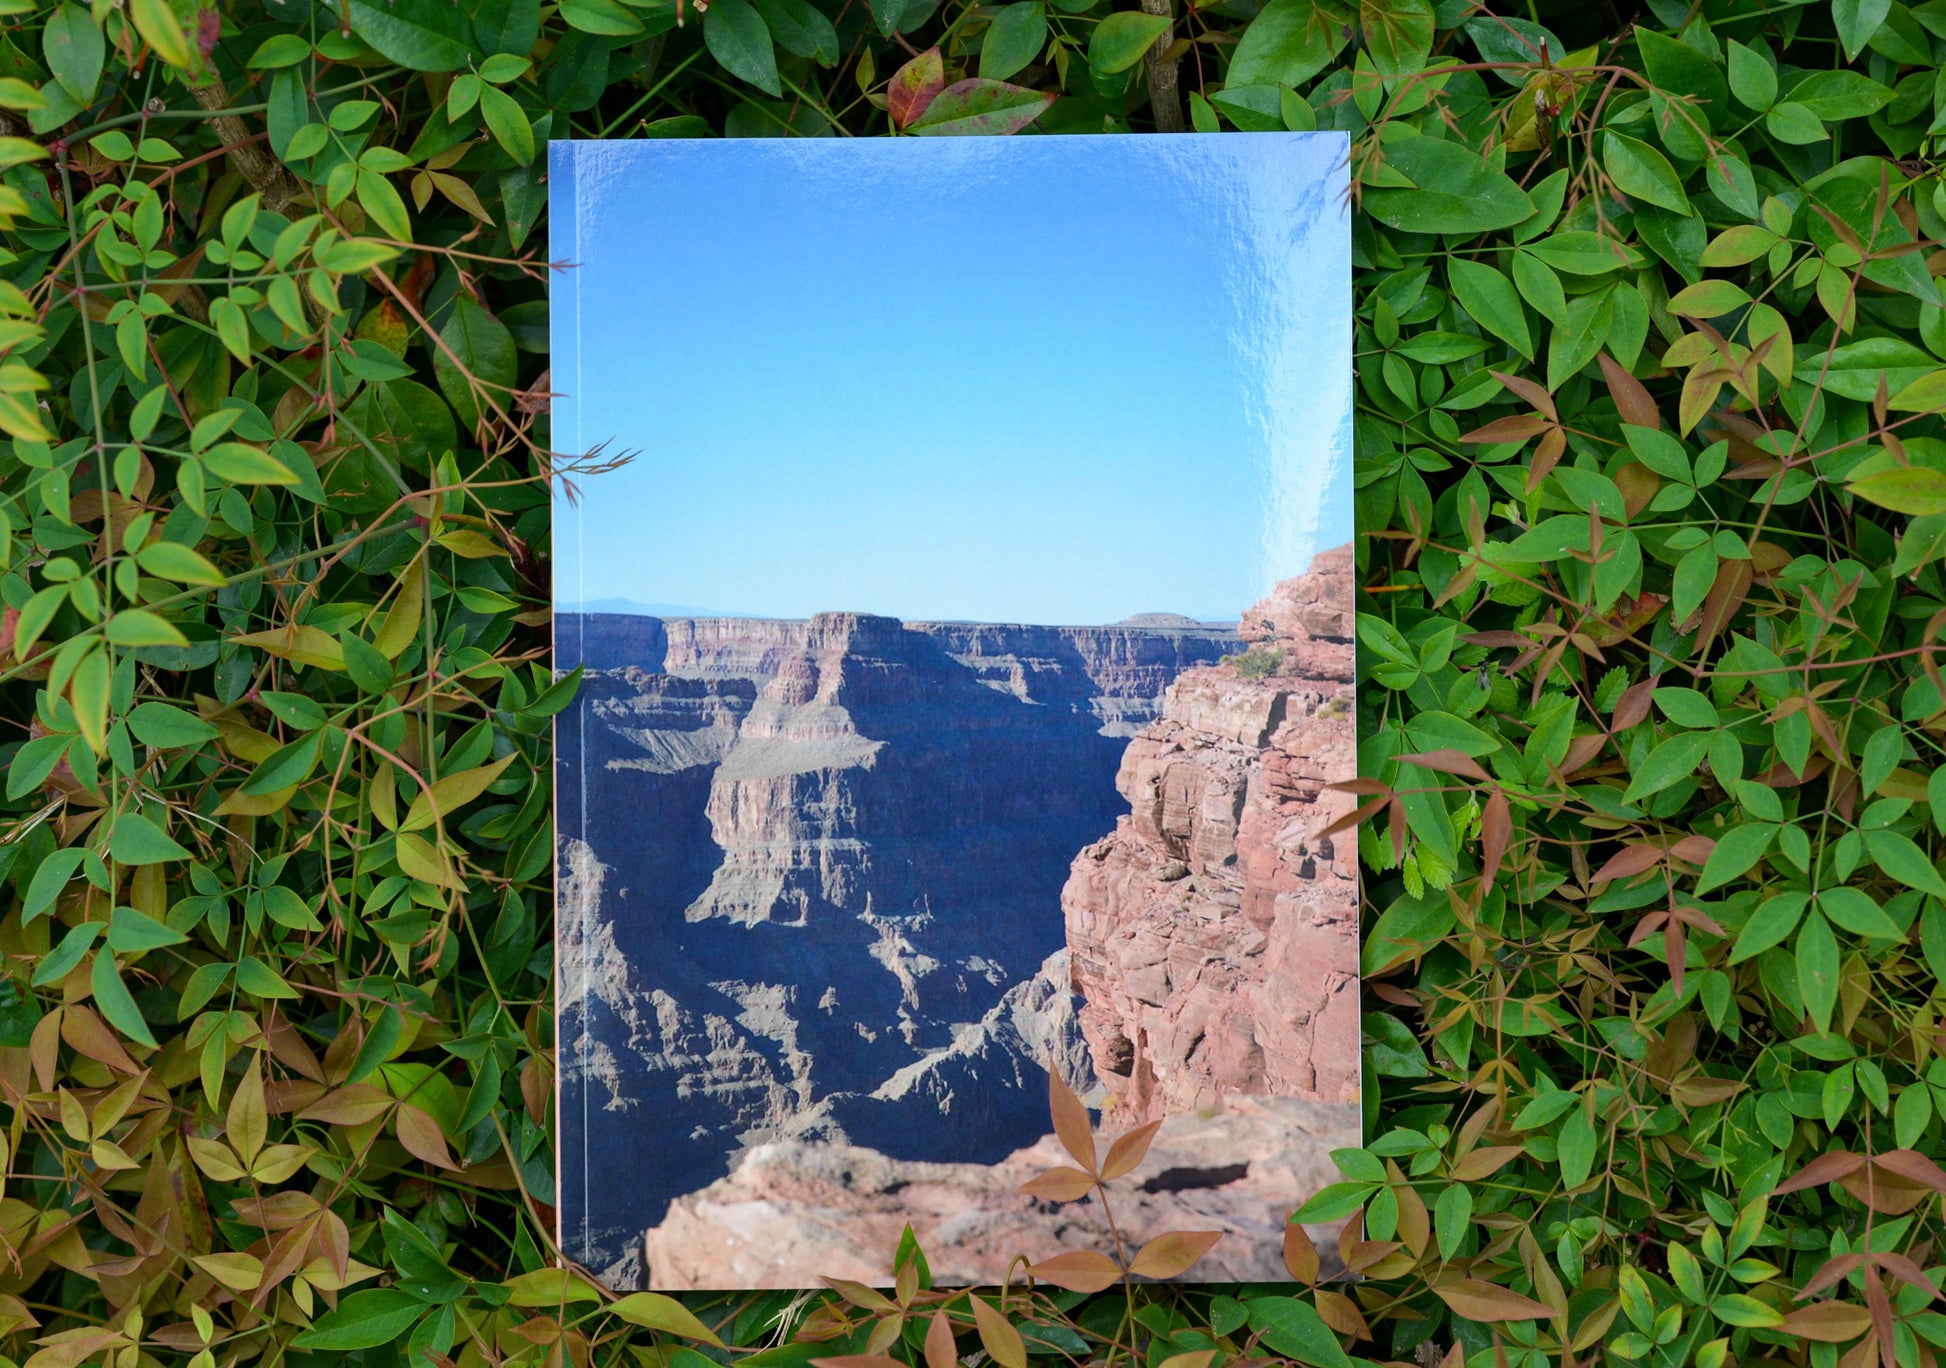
(555, 545, 1359, 1289)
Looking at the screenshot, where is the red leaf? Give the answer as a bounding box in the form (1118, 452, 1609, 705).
(887, 47, 945, 129)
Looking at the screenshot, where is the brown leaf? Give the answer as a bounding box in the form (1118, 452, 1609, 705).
(923, 1313, 957, 1368)
(1432, 1280, 1555, 1322)
(1599, 352, 1661, 429)
(1870, 1149, 1946, 1193)
(1479, 787, 1511, 893)
(1490, 370, 1560, 419)
(1775, 1149, 1865, 1195)
(297, 1084, 395, 1127)
(821, 1279, 897, 1312)
(1283, 1220, 1320, 1284)
(811, 1357, 908, 1368)
(1100, 1118, 1163, 1181)
(887, 47, 946, 129)
(1801, 1254, 1869, 1299)
(1395, 749, 1489, 780)
(1046, 1070, 1096, 1174)
(1393, 1177, 1429, 1258)
(1590, 844, 1665, 885)
(1526, 426, 1568, 491)
(1461, 413, 1554, 444)
(1026, 1250, 1123, 1292)
(1019, 1166, 1095, 1202)
(1449, 1145, 1525, 1182)
(1612, 674, 1660, 730)
(1781, 1301, 1874, 1343)
(1314, 1289, 1370, 1341)
(1128, 1230, 1223, 1280)
(394, 1103, 458, 1171)
(971, 1297, 1026, 1368)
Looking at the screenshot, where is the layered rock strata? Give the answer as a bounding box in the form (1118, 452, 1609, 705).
(643, 1094, 1359, 1288)
(555, 611, 1236, 1284)
(1061, 546, 1360, 1123)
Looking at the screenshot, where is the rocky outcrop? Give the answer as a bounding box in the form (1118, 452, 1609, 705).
(643, 1094, 1359, 1288)
(1062, 545, 1360, 1124)
(555, 611, 1236, 1283)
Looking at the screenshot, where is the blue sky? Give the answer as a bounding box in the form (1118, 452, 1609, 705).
(550, 133, 1351, 626)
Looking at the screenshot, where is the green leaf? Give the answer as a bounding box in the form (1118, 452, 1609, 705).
(1695, 823, 1775, 894)
(1726, 39, 1775, 110)
(1448, 258, 1532, 358)
(128, 702, 219, 749)
(1787, 70, 1892, 119)
(1833, 0, 1892, 60)
(1797, 909, 1840, 1035)
(1434, 1183, 1472, 1260)
(1360, 0, 1433, 74)
(980, 2, 1046, 79)
(1088, 11, 1170, 72)
(203, 443, 303, 486)
(108, 906, 189, 954)
(434, 295, 518, 429)
(105, 610, 189, 648)
(91, 951, 157, 1049)
(754, 0, 839, 63)
(293, 1289, 428, 1350)
(1765, 101, 1827, 143)
(1731, 891, 1808, 963)
(357, 168, 414, 243)
(1864, 828, 1946, 898)
(128, 0, 192, 66)
(249, 33, 314, 67)
(1227, 0, 1350, 89)
(1245, 1298, 1355, 1368)
(1817, 887, 1903, 940)
(24, 848, 87, 923)
(705, 0, 782, 97)
(1849, 467, 1946, 516)
(347, 0, 476, 71)
(109, 811, 191, 866)
(34, 921, 100, 987)
(243, 731, 324, 796)
(43, 3, 104, 104)
(236, 955, 299, 1000)
(1602, 131, 1690, 213)
(479, 86, 536, 165)
(135, 541, 226, 586)
(1557, 1106, 1596, 1187)
(1363, 136, 1534, 236)
(907, 79, 1055, 135)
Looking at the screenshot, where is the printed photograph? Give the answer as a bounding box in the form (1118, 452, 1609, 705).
(550, 133, 1358, 1291)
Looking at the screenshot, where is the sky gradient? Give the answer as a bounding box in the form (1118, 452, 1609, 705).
(550, 134, 1352, 626)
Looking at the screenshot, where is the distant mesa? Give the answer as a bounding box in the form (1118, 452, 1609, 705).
(1117, 611, 1230, 628)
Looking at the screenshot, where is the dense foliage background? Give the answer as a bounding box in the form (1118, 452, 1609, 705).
(1, 0, 1945, 1361)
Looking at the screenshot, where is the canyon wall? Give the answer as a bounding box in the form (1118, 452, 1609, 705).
(555, 611, 1236, 1286)
(1062, 545, 1361, 1123)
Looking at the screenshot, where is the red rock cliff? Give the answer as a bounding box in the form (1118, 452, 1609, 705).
(1061, 545, 1360, 1122)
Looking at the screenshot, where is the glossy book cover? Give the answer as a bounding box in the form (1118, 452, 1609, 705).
(550, 134, 1358, 1291)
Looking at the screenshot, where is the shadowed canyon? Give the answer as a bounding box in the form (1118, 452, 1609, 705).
(556, 547, 1359, 1288)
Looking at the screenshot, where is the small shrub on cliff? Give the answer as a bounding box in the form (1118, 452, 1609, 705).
(1231, 646, 1285, 680)
(1, 0, 1944, 1364)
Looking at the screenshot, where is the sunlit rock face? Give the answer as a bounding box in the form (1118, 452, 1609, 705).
(555, 610, 1237, 1283)
(1061, 545, 1361, 1124)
